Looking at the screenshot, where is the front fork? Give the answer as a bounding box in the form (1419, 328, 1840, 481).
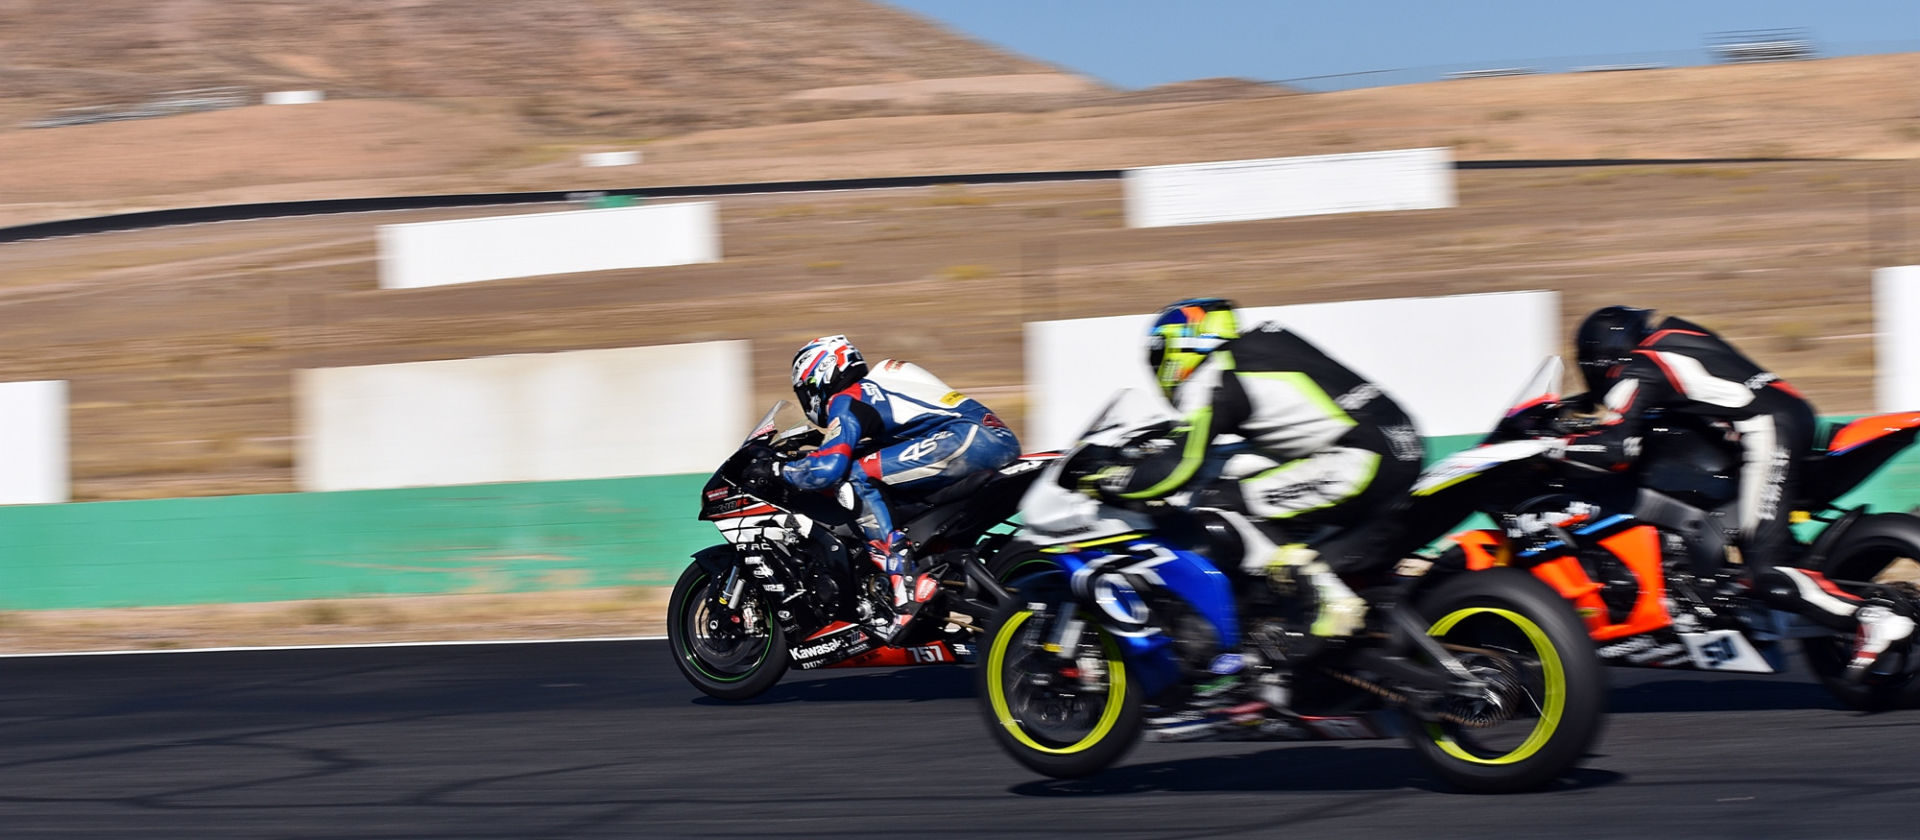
(705, 565, 757, 640)
(1028, 604, 1113, 694)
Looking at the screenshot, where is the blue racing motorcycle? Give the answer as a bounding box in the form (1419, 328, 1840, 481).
(978, 393, 1605, 792)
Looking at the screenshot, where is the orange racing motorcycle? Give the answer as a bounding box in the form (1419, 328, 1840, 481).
(1411, 358, 1920, 709)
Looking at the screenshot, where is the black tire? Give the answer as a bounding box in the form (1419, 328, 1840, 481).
(1801, 513, 1920, 711)
(666, 561, 790, 701)
(1405, 568, 1606, 794)
(976, 597, 1143, 778)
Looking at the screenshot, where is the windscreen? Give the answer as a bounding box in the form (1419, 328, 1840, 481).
(1501, 356, 1565, 421)
(744, 400, 789, 444)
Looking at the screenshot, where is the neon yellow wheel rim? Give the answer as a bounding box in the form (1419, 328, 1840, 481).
(1423, 606, 1566, 766)
(986, 609, 1128, 755)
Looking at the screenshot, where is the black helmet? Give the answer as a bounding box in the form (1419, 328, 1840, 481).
(1575, 306, 1652, 393)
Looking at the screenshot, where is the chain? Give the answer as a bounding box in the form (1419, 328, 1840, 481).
(1320, 668, 1496, 729)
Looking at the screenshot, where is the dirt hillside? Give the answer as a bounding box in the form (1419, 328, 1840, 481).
(0, 0, 1101, 134)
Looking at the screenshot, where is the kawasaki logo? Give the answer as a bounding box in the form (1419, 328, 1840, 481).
(791, 639, 844, 659)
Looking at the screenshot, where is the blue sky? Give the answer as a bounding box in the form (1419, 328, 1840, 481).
(881, 1, 1920, 89)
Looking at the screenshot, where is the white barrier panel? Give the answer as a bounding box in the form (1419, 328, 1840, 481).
(1024, 291, 1558, 450)
(1124, 148, 1457, 229)
(263, 90, 325, 105)
(378, 202, 720, 289)
(297, 342, 751, 491)
(0, 381, 68, 504)
(1876, 266, 1920, 412)
(582, 151, 642, 167)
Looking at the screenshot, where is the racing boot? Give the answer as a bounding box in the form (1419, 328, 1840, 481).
(1265, 544, 1367, 639)
(867, 530, 931, 645)
(1846, 599, 1917, 681)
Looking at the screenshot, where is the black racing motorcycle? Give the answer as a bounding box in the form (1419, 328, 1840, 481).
(1412, 357, 1920, 710)
(669, 401, 1057, 700)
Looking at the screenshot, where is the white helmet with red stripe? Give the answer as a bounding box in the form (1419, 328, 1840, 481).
(791, 335, 869, 426)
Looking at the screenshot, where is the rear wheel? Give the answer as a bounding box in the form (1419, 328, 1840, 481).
(667, 561, 789, 701)
(977, 598, 1142, 778)
(1801, 514, 1920, 710)
(1406, 568, 1605, 793)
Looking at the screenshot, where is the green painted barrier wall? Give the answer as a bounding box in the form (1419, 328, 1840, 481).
(0, 423, 1913, 611)
(0, 474, 714, 610)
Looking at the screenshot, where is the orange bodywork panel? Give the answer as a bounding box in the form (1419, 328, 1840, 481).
(1451, 530, 1511, 570)
(1455, 525, 1672, 641)
(1828, 411, 1920, 453)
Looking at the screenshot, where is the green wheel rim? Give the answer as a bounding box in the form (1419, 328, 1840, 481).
(679, 572, 770, 683)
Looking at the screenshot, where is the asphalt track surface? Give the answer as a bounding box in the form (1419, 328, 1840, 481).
(2, 641, 1917, 839)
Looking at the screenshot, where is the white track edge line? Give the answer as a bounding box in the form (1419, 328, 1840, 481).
(0, 634, 669, 659)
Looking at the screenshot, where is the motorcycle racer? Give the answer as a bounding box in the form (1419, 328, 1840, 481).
(1087, 298, 1426, 640)
(1566, 305, 1915, 680)
(755, 335, 1020, 643)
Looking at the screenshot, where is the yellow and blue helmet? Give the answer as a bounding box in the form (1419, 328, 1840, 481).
(1147, 298, 1240, 396)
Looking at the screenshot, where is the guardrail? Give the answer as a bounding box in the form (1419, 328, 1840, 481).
(0, 158, 1845, 244)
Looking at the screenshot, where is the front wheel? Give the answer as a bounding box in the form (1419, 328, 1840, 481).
(977, 598, 1143, 778)
(1801, 514, 1920, 711)
(1406, 568, 1606, 793)
(667, 560, 789, 701)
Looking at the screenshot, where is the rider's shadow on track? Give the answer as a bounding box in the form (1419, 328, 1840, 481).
(689, 666, 974, 706)
(1007, 746, 1624, 796)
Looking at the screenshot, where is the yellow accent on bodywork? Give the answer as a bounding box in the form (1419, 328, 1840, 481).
(1040, 533, 1145, 554)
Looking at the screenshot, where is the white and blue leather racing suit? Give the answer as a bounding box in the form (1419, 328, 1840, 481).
(779, 359, 1021, 580)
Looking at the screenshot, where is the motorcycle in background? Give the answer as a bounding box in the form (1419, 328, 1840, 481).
(668, 401, 1058, 700)
(1416, 357, 1920, 709)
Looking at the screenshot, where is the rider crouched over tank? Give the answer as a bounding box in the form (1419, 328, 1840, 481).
(1558, 306, 1917, 681)
(1080, 299, 1427, 653)
(746, 335, 1020, 643)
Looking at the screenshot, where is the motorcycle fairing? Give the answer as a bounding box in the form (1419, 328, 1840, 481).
(1048, 542, 1236, 697)
(1810, 412, 1920, 507)
(1413, 439, 1559, 496)
(1825, 411, 1920, 454)
(1456, 517, 1674, 642)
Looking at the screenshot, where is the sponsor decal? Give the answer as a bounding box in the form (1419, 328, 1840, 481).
(704, 488, 729, 501)
(999, 458, 1046, 476)
(1626, 643, 1687, 664)
(1744, 372, 1779, 391)
(1209, 653, 1245, 675)
(791, 638, 845, 660)
(1596, 637, 1655, 658)
(1699, 636, 1737, 667)
(939, 391, 966, 407)
(914, 576, 940, 602)
(900, 437, 941, 463)
(1334, 383, 1381, 412)
(1383, 423, 1423, 462)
